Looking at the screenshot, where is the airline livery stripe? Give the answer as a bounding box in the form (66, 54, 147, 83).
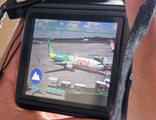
(35, 28, 116, 34)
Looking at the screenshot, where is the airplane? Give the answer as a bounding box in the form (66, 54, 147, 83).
(110, 40, 115, 51)
(47, 39, 104, 72)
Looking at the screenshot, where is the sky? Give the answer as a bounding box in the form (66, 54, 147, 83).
(33, 19, 118, 39)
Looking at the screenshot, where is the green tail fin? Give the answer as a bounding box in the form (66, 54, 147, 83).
(47, 39, 54, 55)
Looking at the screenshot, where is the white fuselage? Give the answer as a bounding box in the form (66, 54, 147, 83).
(111, 42, 115, 50)
(68, 56, 104, 71)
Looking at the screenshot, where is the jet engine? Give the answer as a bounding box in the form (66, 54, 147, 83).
(66, 64, 73, 70)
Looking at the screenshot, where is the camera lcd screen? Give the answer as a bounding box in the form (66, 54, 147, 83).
(25, 18, 117, 107)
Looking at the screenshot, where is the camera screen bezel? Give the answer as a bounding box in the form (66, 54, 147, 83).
(16, 7, 124, 119)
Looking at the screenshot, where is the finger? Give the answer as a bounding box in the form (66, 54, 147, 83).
(0, 18, 24, 87)
(126, 1, 156, 120)
(126, 0, 156, 37)
(43, 112, 72, 119)
(0, 18, 24, 71)
(60, 118, 99, 120)
(125, 0, 146, 29)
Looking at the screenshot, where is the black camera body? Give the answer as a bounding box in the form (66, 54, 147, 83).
(15, 0, 130, 119)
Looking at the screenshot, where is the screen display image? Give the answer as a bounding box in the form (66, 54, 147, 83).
(25, 19, 117, 107)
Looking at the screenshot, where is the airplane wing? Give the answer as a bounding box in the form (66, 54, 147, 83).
(66, 64, 73, 70)
(52, 61, 73, 65)
(52, 62, 67, 64)
(52, 61, 74, 70)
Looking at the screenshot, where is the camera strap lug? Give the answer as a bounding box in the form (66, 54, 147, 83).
(5, 0, 42, 19)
